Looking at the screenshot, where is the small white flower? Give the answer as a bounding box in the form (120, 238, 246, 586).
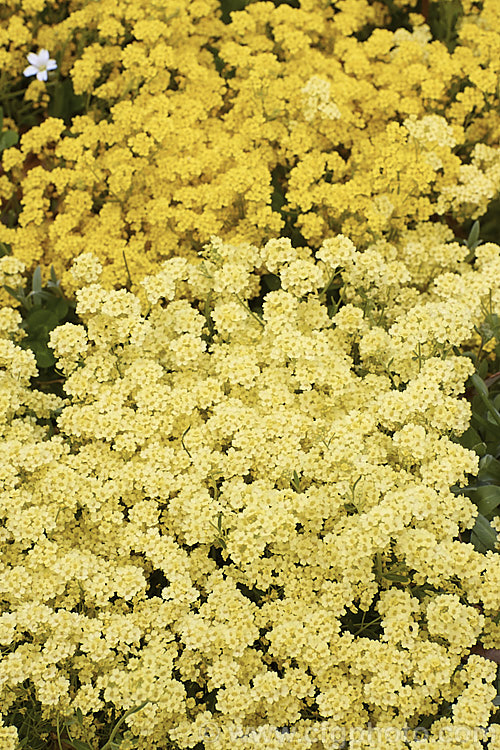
(23, 49, 57, 82)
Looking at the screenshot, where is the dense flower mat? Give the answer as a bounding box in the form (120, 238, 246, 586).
(1, 0, 500, 290)
(0, 0, 499, 748)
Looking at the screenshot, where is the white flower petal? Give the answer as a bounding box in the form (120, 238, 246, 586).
(36, 70, 48, 82)
(38, 49, 50, 64)
(47, 60, 57, 71)
(27, 53, 39, 66)
(23, 65, 38, 77)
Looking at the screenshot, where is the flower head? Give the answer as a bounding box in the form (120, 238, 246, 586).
(23, 49, 57, 82)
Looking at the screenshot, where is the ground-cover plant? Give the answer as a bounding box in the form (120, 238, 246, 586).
(0, 232, 499, 749)
(0, 0, 499, 287)
(1, 0, 500, 748)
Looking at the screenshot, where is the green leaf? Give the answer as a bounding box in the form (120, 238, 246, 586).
(67, 739, 93, 750)
(38, 350, 56, 368)
(486, 409, 500, 427)
(471, 374, 500, 427)
(0, 107, 3, 132)
(47, 265, 63, 294)
(473, 486, 500, 518)
(477, 313, 500, 344)
(458, 426, 487, 457)
(0, 130, 19, 151)
(271, 186, 286, 214)
(478, 455, 500, 484)
(25, 308, 59, 331)
(478, 358, 489, 379)
(471, 372, 488, 398)
(41, 294, 69, 320)
(31, 266, 42, 294)
(101, 700, 150, 750)
(486, 313, 500, 338)
(47, 77, 87, 125)
(23, 339, 55, 368)
(467, 220, 480, 251)
(3, 284, 28, 305)
(471, 513, 498, 553)
(383, 572, 411, 583)
(261, 273, 281, 292)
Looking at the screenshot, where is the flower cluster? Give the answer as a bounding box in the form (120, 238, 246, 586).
(0, 236, 498, 748)
(0, 0, 500, 286)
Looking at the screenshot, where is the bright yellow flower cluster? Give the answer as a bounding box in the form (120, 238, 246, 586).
(0, 235, 499, 748)
(1, 0, 500, 287)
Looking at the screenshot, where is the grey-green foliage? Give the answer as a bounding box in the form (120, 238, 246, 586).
(4, 265, 72, 369)
(0, 106, 19, 153)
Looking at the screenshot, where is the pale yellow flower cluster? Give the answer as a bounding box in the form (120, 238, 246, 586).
(0, 235, 499, 748)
